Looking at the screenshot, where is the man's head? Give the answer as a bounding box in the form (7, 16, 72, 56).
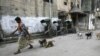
(15, 17, 21, 23)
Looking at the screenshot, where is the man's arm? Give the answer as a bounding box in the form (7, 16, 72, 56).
(26, 29, 30, 37)
(25, 29, 32, 40)
(11, 28, 18, 35)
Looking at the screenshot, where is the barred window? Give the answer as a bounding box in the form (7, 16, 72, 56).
(43, 0, 53, 3)
(64, 0, 68, 5)
(64, 2, 67, 5)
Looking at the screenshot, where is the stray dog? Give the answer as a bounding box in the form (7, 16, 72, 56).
(85, 32, 92, 39)
(77, 32, 83, 39)
(39, 39, 54, 48)
(96, 33, 100, 40)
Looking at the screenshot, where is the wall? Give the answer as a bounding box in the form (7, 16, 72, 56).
(88, 14, 95, 30)
(0, 0, 57, 17)
(57, 0, 71, 12)
(0, 15, 58, 35)
(81, 0, 92, 12)
(0, 0, 59, 36)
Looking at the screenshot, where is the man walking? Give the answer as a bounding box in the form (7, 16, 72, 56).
(11, 17, 33, 54)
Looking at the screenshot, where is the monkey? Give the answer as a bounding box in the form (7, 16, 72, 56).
(39, 39, 47, 47)
(45, 41, 54, 48)
(39, 39, 54, 48)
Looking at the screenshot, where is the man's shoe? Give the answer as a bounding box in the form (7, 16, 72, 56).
(14, 50, 21, 55)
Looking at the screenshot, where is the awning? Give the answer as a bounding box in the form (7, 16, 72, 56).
(69, 6, 86, 18)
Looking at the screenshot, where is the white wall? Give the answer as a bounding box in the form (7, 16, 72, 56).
(0, 15, 59, 35)
(0, 16, 45, 34)
(88, 14, 95, 30)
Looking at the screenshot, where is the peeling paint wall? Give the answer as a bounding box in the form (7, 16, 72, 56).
(88, 14, 95, 30)
(57, 0, 71, 12)
(0, 15, 58, 35)
(0, 0, 57, 17)
(1, 16, 45, 34)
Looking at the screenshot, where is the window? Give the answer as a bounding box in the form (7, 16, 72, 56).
(64, 2, 67, 5)
(64, 0, 68, 5)
(71, 2, 74, 9)
(43, 0, 53, 3)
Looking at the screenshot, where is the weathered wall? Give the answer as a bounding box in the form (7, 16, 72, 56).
(0, 15, 59, 35)
(0, 0, 57, 17)
(57, 0, 71, 12)
(0, 0, 35, 16)
(78, 16, 88, 30)
(95, 18, 100, 29)
(0, 15, 57, 35)
(81, 0, 95, 12)
(0, 0, 58, 35)
(88, 14, 95, 30)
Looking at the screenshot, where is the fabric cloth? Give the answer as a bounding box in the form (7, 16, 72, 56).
(18, 35, 32, 49)
(17, 22, 32, 49)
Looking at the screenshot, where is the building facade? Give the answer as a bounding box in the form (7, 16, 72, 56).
(94, 0, 100, 29)
(0, 0, 58, 17)
(0, 0, 100, 35)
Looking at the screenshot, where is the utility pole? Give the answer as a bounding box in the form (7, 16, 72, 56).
(49, 0, 52, 19)
(43, 1, 46, 17)
(35, 0, 38, 17)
